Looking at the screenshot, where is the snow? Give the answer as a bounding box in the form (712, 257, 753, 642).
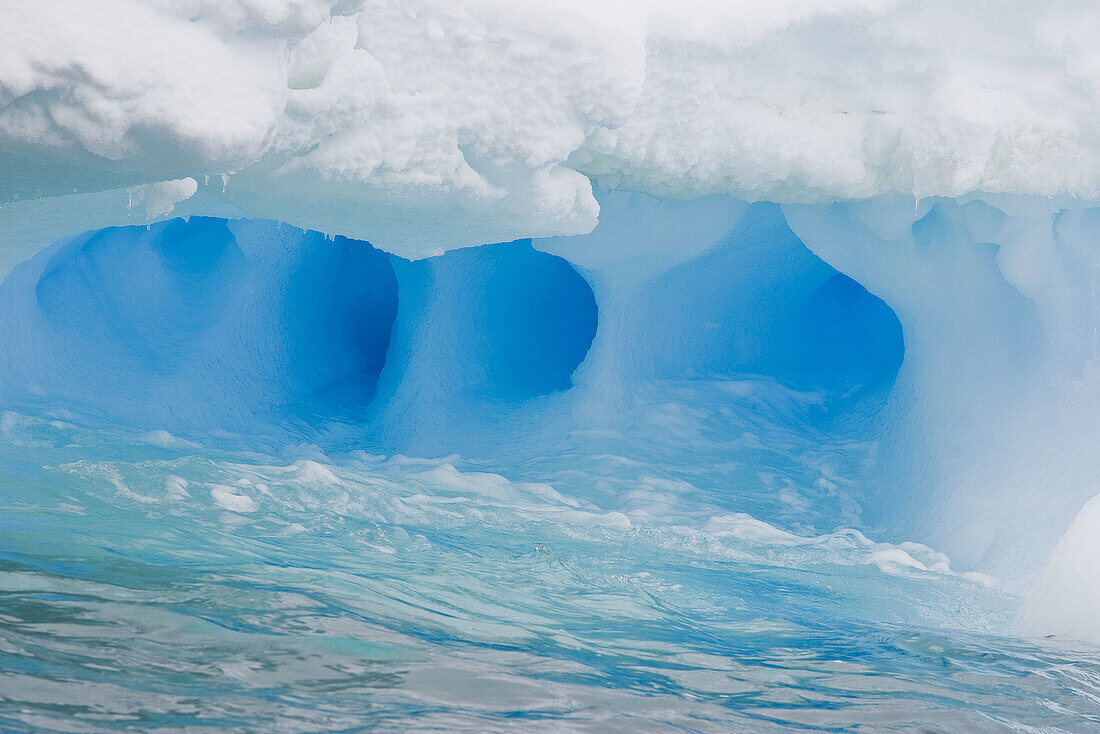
(131, 178, 198, 217)
(4, 1, 1100, 257)
(0, 1, 291, 174)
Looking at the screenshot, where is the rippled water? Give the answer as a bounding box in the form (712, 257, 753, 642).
(3, 381, 1100, 732)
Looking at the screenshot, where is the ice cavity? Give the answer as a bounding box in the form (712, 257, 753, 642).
(4, 0, 1100, 256)
(0, 217, 598, 434)
(785, 198, 1100, 590)
(537, 196, 903, 414)
(0, 218, 400, 425)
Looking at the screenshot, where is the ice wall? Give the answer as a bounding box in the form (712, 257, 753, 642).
(1, 191, 1099, 642)
(0, 218, 601, 440)
(785, 199, 1100, 584)
(0, 218, 399, 426)
(4, 0, 1100, 644)
(0, 194, 902, 438)
(537, 196, 903, 412)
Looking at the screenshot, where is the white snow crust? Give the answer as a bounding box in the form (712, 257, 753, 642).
(4, 0, 1100, 256)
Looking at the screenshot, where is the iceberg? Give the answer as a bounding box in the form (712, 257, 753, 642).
(3, 1, 1100, 730)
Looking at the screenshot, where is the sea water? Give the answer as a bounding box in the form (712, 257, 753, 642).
(4, 375, 1100, 732)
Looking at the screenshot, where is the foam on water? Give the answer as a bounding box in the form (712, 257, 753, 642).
(6, 400, 1097, 733)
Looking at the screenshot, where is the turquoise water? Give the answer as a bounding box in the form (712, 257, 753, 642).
(4, 382, 1100, 733)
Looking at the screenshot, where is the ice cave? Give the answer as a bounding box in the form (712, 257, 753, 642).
(3, 1, 1100, 731)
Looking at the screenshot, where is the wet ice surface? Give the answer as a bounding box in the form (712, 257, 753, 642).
(3, 380, 1100, 733)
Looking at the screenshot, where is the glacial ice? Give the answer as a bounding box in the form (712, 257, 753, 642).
(4, 186, 1100, 646)
(4, 2, 1100, 725)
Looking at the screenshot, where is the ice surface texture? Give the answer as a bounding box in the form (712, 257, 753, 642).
(4, 0, 1100, 256)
